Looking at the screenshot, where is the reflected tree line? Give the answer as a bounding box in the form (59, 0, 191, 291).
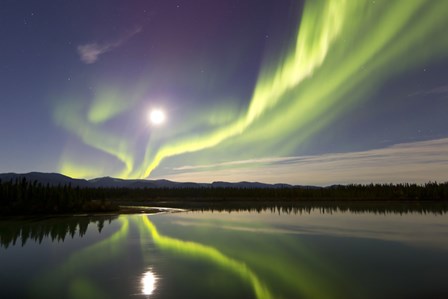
(185, 202, 448, 215)
(1, 178, 448, 215)
(1, 203, 446, 249)
(0, 215, 117, 249)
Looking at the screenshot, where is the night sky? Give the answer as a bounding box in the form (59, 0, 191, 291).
(1, 0, 448, 185)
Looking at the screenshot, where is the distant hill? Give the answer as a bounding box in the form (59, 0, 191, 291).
(0, 172, 307, 189)
(0, 172, 90, 187)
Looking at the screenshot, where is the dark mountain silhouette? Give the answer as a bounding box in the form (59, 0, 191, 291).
(0, 172, 301, 189)
(0, 172, 90, 187)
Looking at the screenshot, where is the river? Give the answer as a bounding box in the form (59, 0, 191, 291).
(1, 204, 447, 299)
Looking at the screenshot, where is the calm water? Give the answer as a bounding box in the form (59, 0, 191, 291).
(1, 206, 448, 299)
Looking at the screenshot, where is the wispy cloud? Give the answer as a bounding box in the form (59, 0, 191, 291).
(154, 138, 448, 185)
(78, 43, 110, 64)
(77, 27, 141, 64)
(408, 84, 448, 98)
(427, 84, 448, 95)
(173, 156, 296, 171)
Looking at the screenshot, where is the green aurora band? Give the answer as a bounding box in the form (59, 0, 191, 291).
(55, 0, 448, 179)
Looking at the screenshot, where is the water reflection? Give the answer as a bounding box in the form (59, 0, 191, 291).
(138, 215, 274, 299)
(0, 215, 117, 248)
(28, 216, 129, 298)
(141, 270, 157, 296)
(183, 201, 448, 215)
(1, 206, 448, 299)
(18, 214, 273, 299)
(1, 203, 445, 250)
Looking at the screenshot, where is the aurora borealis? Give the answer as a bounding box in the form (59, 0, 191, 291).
(1, 0, 448, 184)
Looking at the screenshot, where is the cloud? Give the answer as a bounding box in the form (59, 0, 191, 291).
(427, 85, 448, 95)
(154, 138, 448, 185)
(173, 156, 294, 171)
(77, 27, 141, 64)
(77, 43, 109, 64)
(408, 84, 448, 98)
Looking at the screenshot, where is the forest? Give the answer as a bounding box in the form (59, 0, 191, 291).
(0, 178, 119, 215)
(1, 178, 447, 215)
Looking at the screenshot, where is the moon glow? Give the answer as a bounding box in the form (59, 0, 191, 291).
(148, 109, 166, 126)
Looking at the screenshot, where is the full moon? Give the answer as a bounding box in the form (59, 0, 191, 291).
(148, 109, 166, 125)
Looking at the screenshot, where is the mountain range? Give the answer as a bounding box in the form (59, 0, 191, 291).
(0, 172, 313, 189)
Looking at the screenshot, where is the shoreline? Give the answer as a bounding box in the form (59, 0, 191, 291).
(1, 200, 447, 219)
(0, 206, 185, 220)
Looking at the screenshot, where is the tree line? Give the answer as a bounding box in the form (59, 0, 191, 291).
(1, 178, 447, 215)
(104, 181, 448, 203)
(0, 178, 118, 215)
